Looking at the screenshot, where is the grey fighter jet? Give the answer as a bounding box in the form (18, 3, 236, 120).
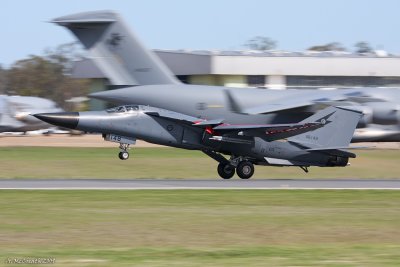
(34, 105, 362, 179)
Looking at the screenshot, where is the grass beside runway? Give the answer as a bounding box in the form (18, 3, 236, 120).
(0, 147, 399, 179)
(1, 190, 400, 266)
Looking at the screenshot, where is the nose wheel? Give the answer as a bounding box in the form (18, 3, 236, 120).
(118, 151, 129, 160)
(103, 134, 136, 161)
(118, 143, 131, 160)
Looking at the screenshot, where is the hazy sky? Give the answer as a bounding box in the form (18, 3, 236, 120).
(1, 0, 399, 67)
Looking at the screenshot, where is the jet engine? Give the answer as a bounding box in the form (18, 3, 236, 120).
(356, 103, 400, 127)
(326, 156, 349, 167)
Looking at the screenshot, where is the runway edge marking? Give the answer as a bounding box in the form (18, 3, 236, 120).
(1, 187, 400, 190)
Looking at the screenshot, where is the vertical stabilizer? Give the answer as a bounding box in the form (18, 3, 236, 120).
(53, 11, 180, 86)
(288, 106, 363, 148)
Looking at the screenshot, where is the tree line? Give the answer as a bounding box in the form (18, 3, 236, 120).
(244, 36, 375, 54)
(0, 42, 89, 110)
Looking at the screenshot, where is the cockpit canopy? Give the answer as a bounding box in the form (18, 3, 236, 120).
(106, 105, 140, 113)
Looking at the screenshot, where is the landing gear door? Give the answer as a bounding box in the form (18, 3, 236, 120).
(181, 127, 203, 146)
(104, 134, 136, 145)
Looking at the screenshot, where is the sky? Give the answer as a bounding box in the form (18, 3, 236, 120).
(1, 0, 399, 67)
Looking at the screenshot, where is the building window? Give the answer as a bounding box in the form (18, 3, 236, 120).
(286, 76, 400, 88)
(247, 75, 266, 88)
(176, 75, 189, 84)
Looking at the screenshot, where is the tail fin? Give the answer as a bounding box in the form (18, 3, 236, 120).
(52, 10, 180, 86)
(288, 106, 363, 148)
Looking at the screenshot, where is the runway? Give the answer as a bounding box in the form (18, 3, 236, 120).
(1, 179, 400, 189)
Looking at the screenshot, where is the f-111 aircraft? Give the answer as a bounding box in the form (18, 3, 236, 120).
(34, 105, 362, 179)
(38, 11, 364, 178)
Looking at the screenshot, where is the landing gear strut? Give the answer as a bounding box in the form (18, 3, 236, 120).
(118, 143, 130, 160)
(103, 134, 136, 161)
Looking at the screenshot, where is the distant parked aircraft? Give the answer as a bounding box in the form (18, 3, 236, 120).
(0, 95, 63, 133)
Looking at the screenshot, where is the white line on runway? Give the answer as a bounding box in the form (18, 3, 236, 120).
(2, 187, 400, 190)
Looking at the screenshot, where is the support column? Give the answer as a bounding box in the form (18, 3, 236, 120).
(266, 75, 286, 90)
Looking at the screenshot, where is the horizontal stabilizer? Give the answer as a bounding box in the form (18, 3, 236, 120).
(264, 157, 307, 166)
(305, 148, 356, 158)
(305, 146, 370, 151)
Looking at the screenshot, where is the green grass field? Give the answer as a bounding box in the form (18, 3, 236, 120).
(1, 190, 400, 266)
(0, 147, 399, 178)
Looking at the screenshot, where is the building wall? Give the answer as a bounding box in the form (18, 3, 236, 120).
(188, 75, 250, 88)
(212, 56, 400, 77)
(88, 79, 108, 111)
(188, 75, 218, 85)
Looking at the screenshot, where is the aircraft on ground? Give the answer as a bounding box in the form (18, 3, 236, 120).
(0, 95, 63, 133)
(35, 105, 362, 179)
(52, 11, 400, 143)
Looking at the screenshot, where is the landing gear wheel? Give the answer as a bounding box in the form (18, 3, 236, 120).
(118, 151, 129, 160)
(217, 163, 235, 179)
(236, 161, 254, 179)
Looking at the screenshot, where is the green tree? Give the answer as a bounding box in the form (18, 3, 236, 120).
(354, 41, 373, 54)
(6, 43, 89, 110)
(0, 65, 6, 94)
(308, 42, 346, 52)
(244, 36, 277, 50)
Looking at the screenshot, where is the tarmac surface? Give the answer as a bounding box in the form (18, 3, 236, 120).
(1, 179, 400, 189)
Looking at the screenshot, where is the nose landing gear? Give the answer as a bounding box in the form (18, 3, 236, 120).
(118, 143, 131, 160)
(118, 143, 130, 160)
(103, 134, 136, 161)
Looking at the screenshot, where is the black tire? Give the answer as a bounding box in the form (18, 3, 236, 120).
(236, 161, 254, 179)
(217, 163, 235, 179)
(118, 151, 129, 160)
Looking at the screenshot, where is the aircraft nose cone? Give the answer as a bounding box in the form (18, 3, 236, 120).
(33, 112, 79, 129)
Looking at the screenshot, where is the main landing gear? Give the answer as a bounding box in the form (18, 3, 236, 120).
(217, 162, 235, 179)
(236, 161, 254, 179)
(203, 150, 255, 179)
(217, 161, 255, 179)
